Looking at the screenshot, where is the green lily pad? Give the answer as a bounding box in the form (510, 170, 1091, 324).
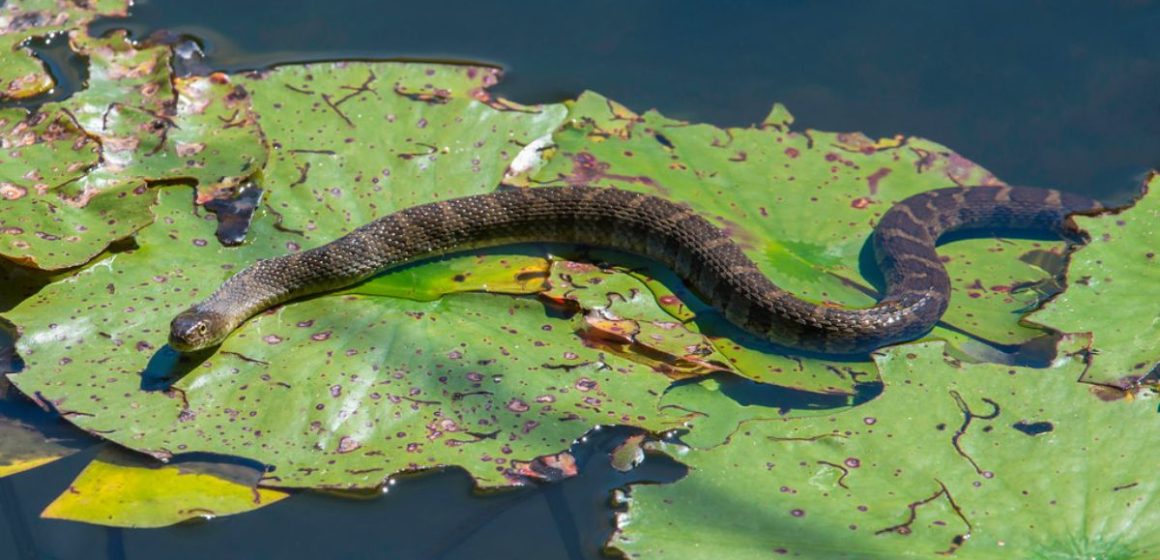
(9, 187, 692, 489)
(41, 446, 289, 528)
(1, 32, 266, 270)
(612, 337, 1160, 559)
(1, 325, 92, 479)
(242, 62, 566, 236)
(3, 62, 706, 490)
(3, 52, 1139, 503)
(1029, 173, 1159, 387)
(0, 107, 101, 267)
(347, 250, 550, 301)
(0, 0, 129, 100)
(527, 92, 1071, 373)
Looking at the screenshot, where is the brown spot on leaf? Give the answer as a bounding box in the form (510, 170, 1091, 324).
(337, 436, 361, 453)
(507, 451, 578, 483)
(0, 184, 27, 200)
(866, 168, 891, 195)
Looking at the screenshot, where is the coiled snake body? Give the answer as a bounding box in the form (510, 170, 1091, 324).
(170, 185, 1101, 355)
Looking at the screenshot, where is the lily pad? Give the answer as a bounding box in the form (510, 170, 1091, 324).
(1029, 173, 1159, 387)
(0, 32, 266, 270)
(0, 0, 129, 100)
(3, 62, 708, 490)
(9, 187, 692, 489)
(523, 93, 1073, 391)
(41, 446, 289, 528)
(2, 54, 1139, 504)
(1, 325, 92, 478)
(612, 338, 1160, 559)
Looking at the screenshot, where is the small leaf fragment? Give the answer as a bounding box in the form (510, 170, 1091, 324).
(41, 447, 289, 528)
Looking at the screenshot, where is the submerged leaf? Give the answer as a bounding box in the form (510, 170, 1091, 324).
(0, 414, 89, 479)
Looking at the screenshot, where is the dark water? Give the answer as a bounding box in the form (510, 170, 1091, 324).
(4, 1, 1159, 559)
(89, 0, 1160, 203)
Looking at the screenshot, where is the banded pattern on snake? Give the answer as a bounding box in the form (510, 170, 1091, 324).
(170, 185, 1102, 355)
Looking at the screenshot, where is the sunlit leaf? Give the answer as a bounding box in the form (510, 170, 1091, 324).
(613, 337, 1160, 559)
(0, 0, 129, 100)
(41, 446, 289, 528)
(5, 62, 704, 491)
(1029, 173, 1159, 387)
(0, 32, 266, 270)
(526, 92, 1069, 391)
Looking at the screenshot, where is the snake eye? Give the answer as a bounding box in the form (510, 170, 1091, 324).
(196, 322, 208, 334)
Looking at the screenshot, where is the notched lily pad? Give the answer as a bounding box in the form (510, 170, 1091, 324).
(613, 337, 1160, 559)
(2, 32, 267, 270)
(0, 0, 130, 100)
(1030, 173, 1159, 388)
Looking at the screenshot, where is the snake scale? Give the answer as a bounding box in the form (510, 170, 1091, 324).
(169, 185, 1102, 355)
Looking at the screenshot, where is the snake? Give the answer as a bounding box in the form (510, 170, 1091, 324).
(169, 185, 1102, 355)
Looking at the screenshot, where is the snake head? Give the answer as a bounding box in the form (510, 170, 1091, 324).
(169, 308, 228, 352)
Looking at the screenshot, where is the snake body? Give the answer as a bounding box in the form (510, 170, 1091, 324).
(169, 185, 1101, 355)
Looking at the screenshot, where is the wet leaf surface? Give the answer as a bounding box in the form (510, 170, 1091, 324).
(346, 247, 550, 302)
(0, 0, 129, 100)
(613, 338, 1160, 559)
(203, 184, 263, 246)
(1030, 173, 1159, 388)
(41, 446, 289, 528)
(0, 32, 266, 270)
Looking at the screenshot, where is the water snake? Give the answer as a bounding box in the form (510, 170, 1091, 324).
(169, 185, 1102, 355)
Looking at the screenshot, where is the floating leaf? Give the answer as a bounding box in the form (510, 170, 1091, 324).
(613, 338, 1160, 559)
(41, 446, 289, 528)
(0, 412, 90, 479)
(3, 53, 1141, 507)
(348, 249, 550, 302)
(0, 32, 266, 270)
(528, 92, 1071, 382)
(4, 63, 703, 490)
(1030, 173, 1159, 387)
(0, 0, 129, 100)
